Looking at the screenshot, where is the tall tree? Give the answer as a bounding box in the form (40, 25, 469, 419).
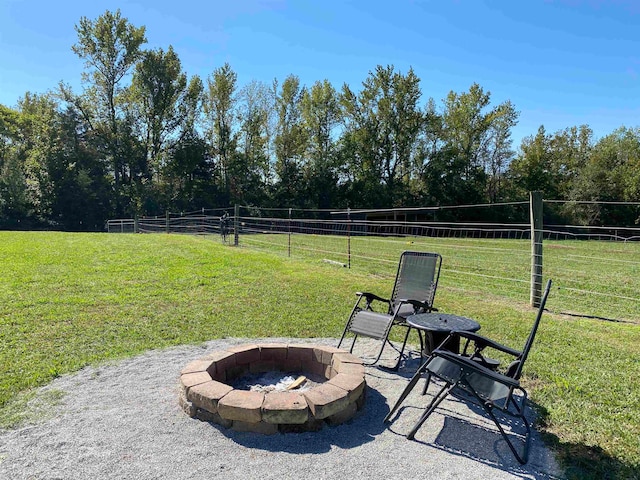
(484, 100, 518, 202)
(507, 126, 559, 199)
(130, 46, 188, 179)
(0, 104, 28, 225)
(235, 80, 274, 205)
(568, 127, 640, 225)
(272, 75, 307, 206)
(340, 65, 424, 207)
(163, 130, 214, 212)
(67, 9, 147, 214)
(300, 80, 341, 208)
(550, 125, 593, 198)
(8, 93, 112, 229)
(17, 93, 62, 222)
(52, 105, 112, 230)
(507, 125, 592, 202)
(203, 63, 238, 202)
(426, 83, 518, 207)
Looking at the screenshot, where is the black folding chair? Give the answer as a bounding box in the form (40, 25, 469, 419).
(338, 251, 442, 370)
(384, 279, 552, 464)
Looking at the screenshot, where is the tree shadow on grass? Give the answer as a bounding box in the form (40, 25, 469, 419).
(533, 403, 639, 480)
(545, 438, 638, 480)
(205, 385, 389, 454)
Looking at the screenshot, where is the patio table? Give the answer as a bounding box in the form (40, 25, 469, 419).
(406, 312, 481, 356)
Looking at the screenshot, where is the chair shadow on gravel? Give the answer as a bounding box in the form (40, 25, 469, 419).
(431, 417, 546, 476)
(207, 385, 390, 454)
(386, 391, 558, 479)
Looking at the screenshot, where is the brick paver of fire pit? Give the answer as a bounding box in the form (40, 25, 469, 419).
(179, 343, 366, 434)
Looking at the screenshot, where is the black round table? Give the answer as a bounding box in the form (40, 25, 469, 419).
(406, 312, 481, 356)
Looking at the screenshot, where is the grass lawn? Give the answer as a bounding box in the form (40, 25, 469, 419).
(0, 231, 638, 479)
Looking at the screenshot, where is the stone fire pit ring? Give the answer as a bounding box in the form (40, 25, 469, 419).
(179, 343, 366, 434)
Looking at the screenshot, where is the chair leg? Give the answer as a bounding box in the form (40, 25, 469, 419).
(337, 328, 347, 349)
(345, 333, 391, 367)
(421, 372, 431, 395)
(467, 383, 531, 464)
(351, 335, 359, 354)
(383, 326, 412, 371)
(337, 304, 362, 350)
(407, 382, 457, 440)
(337, 320, 356, 350)
(384, 357, 431, 423)
(480, 402, 531, 464)
(363, 337, 387, 366)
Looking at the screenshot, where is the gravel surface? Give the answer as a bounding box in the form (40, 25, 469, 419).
(0, 338, 562, 479)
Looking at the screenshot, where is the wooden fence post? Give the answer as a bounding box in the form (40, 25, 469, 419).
(530, 191, 543, 307)
(165, 211, 170, 234)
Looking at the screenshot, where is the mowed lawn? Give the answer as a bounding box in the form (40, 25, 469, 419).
(1, 231, 638, 479)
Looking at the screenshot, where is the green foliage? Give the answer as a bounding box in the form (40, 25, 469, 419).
(71, 9, 147, 215)
(130, 46, 191, 181)
(0, 105, 28, 222)
(234, 80, 273, 205)
(425, 83, 518, 209)
(300, 80, 341, 208)
(272, 75, 306, 206)
(508, 125, 593, 202)
(204, 62, 238, 204)
(568, 127, 640, 225)
(341, 65, 424, 206)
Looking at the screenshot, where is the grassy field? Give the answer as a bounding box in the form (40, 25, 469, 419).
(1, 231, 639, 479)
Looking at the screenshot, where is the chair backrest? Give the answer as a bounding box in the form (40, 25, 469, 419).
(511, 279, 552, 380)
(390, 251, 442, 312)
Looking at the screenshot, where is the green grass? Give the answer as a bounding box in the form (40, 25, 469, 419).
(1, 231, 639, 479)
(242, 232, 640, 322)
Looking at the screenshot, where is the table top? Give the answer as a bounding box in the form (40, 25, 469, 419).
(406, 312, 481, 333)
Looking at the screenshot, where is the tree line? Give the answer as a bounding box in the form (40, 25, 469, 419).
(1, 9, 639, 231)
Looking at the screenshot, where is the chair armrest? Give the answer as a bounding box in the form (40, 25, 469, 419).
(434, 349, 521, 387)
(451, 330, 522, 358)
(395, 298, 433, 311)
(356, 292, 390, 304)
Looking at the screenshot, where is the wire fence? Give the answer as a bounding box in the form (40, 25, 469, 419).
(106, 201, 640, 323)
(106, 208, 231, 236)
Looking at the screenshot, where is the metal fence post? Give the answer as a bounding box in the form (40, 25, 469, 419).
(234, 204, 239, 246)
(347, 207, 351, 269)
(288, 208, 292, 257)
(530, 191, 543, 307)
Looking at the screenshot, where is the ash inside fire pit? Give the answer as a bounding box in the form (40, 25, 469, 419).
(233, 371, 324, 393)
(179, 343, 366, 434)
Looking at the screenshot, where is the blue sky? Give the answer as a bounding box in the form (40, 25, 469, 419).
(1, 0, 639, 147)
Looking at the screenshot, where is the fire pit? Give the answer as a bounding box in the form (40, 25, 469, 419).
(179, 343, 366, 434)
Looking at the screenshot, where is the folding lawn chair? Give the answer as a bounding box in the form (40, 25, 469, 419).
(384, 279, 552, 464)
(337, 251, 442, 370)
